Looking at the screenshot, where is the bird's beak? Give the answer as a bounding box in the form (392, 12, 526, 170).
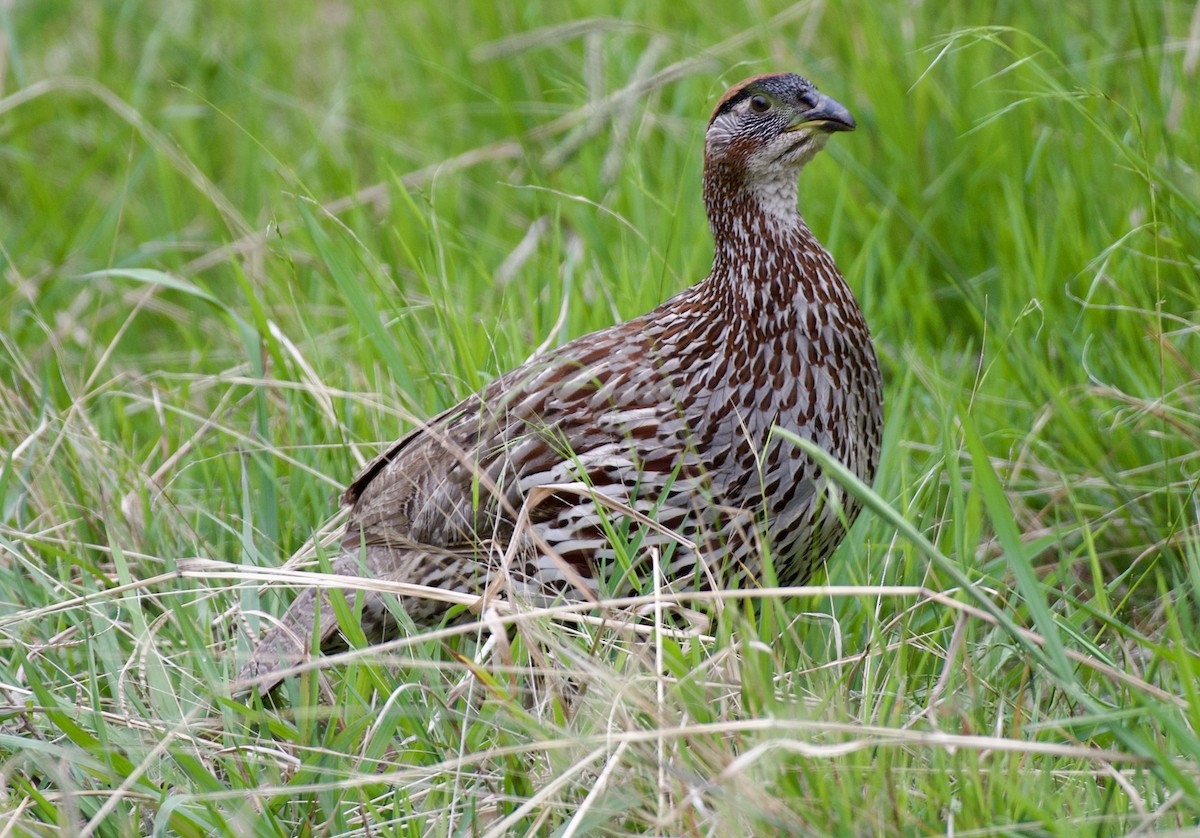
(787, 93, 856, 133)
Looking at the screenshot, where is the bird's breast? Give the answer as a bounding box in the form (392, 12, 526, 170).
(667, 287, 881, 504)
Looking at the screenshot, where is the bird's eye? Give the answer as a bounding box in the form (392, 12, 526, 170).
(749, 95, 770, 113)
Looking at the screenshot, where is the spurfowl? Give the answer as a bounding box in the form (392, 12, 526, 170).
(238, 72, 883, 691)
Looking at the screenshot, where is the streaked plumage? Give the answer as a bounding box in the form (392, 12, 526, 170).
(237, 72, 883, 691)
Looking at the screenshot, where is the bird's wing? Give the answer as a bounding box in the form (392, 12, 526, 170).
(340, 324, 708, 554)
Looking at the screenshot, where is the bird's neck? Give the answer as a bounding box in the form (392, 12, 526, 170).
(701, 166, 841, 313)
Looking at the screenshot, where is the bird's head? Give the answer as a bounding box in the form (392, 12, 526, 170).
(704, 73, 854, 219)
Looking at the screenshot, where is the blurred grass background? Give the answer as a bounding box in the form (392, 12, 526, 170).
(1, 0, 1198, 834)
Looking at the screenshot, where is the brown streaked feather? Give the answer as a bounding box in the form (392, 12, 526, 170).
(340, 398, 479, 507)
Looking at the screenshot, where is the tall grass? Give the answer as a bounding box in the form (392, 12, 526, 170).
(1, 0, 1197, 834)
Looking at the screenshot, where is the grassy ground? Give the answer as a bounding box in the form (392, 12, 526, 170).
(2, 0, 1198, 834)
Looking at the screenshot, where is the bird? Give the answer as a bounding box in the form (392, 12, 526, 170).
(236, 72, 883, 692)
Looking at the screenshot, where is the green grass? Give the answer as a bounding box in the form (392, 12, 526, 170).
(2, 0, 1198, 834)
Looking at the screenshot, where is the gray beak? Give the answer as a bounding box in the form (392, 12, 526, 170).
(788, 93, 856, 133)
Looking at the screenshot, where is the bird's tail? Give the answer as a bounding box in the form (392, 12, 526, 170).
(232, 554, 365, 695)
